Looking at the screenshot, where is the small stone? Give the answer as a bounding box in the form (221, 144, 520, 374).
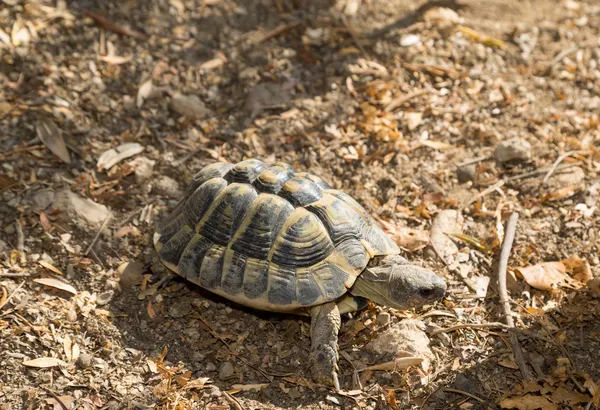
(77, 353, 93, 369)
(218, 361, 234, 379)
(205, 362, 216, 372)
(49, 189, 110, 230)
(118, 260, 145, 288)
(457, 164, 477, 183)
(4, 224, 15, 234)
(153, 176, 183, 200)
(169, 93, 213, 120)
(547, 166, 585, 189)
(494, 138, 532, 163)
(376, 312, 391, 327)
(130, 156, 156, 185)
(400, 34, 421, 47)
(66, 308, 77, 322)
(96, 291, 114, 306)
(368, 319, 434, 371)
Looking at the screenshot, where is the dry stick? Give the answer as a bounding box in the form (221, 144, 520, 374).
(84, 212, 112, 256)
(0, 281, 26, 311)
(497, 212, 533, 380)
(461, 180, 505, 213)
(256, 21, 302, 44)
(431, 322, 509, 335)
(341, 15, 370, 57)
(0, 272, 30, 278)
(443, 388, 486, 403)
(541, 150, 587, 186)
(504, 163, 576, 182)
(385, 89, 431, 112)
(223, 392, 244, 410)
(456, 155, 491, 168)
(77, 8, 148, 40)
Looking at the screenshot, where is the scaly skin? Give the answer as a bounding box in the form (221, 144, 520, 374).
(309, 301, 342, 391)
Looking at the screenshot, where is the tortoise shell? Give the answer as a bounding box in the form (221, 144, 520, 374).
(153, 159, 400, 312)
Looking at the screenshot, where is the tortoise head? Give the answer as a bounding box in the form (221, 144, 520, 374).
(350, 254, 446, 310)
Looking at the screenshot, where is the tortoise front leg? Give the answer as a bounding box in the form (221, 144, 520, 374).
(145, 249, 178, 289)
(309, 301, 341, 391)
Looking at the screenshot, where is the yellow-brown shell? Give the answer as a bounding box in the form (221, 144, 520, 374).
(154, 159, 399, 312)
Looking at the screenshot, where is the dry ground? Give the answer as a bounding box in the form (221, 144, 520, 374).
(1, 0, 600, 409)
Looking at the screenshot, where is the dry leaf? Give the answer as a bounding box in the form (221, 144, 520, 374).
(376, 217, 429, 252)
(35, 118, 71, 164)
(33, 278, 77, 295)
(63, 334, 72, 361)
(147, 299, 156, 319)
(363, 357, 423, 371)
(184, 377, 212, 390)
(137, 79, 153, 108)
(588, 277, 600, 298)
(562, 255, 592, 284)
(169, 93, 212, 119)
(23, 357, 67, 368)
(0, 286, 7, 309)
(44, 395, 74, 410)
(499, 395, 558, 410)
(97, 142, 144, 171)
(229, 383, 269, 392)
(514, 262, 571, 291)
(419, 140, 454, 150)
(551, 386, 591, 406)
(38, 260, 64, 275)
(99, 54, 133, 65)
(541, 185, 580, 202)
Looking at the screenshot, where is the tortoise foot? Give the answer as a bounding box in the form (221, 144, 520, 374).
(145, 251, 178, 289)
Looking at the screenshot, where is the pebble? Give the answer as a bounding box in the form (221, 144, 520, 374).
(368, 320, 434, 368)
(66, 308, 78, 322)
(457, 164, 477, 183)
(169, 93, 213, 120)
(49, 189, 110, 229)
(130, 156, 156, 185)
(427, 209, 463, 266)
(205, 362, 216, 372)
(218, 361, 234, 380)
(376, 312, 391, 327)
(77, 353, 93, 369)
(400, 34, 421, 47)
(494, 138, 531, 163)
(153, 176, 183, 200)
(548, 166, 585, 189)
(96, 291, 114, 306)
(118, 260, 145, 288)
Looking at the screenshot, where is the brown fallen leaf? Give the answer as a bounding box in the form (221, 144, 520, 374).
(499, 395, 558, 410)
(588, 277, 600, 298)
(33, 277, 77, 295)
(363, 357, 423, 371)
(551, 386, 591, 406)
(97, 142, 144, 171)
(562, 255, 592, 284)
(44, 395, 74, 410)
(229, 383, 270, 392)
(35, 118, 71, 164)
(540, 185, 581, 202)
(23, 357, 67, 368)
(375, 217, 429, 252)
(0, 286, 7, 309)
(184, 377, 212, 390)
(514, 262, 569, 291)
(38, 260, 64, 276)
(99, 54, 133, 65)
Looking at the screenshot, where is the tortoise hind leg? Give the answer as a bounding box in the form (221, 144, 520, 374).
(145, 249, 178, 289)
(309, 301, 341, 391)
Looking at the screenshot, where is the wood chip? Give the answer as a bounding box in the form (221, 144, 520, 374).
(97, 142, 144, 171)
(35, 118, 71, 164)
(33, 278, 77, 295)
(23, 357, 67, 368)
(38, 260, 64, 276)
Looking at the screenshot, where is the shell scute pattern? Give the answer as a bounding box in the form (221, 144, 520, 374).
(155, 159, 399, 310)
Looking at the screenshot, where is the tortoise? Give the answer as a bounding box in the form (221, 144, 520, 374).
(150, 159, 446, 390)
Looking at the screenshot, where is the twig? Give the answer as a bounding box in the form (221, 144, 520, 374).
(0, 281, 26, 311)
(443, 388, 486, 403)
(549, 39, 599, 67)
(84, 212, 112, 256)
(541, 150, 587, 186)
(77, 8, 148, 40)
(456, 155, 491, 168)
(15, 220, 24, 253)
(460, 180, 505, 212)
(431, 322, 510, 335)
(42, 387, 69, 410)
(256, 21, 302, 44)
(223, 391, 244, 410)
(385, 89, 431, 112)
(504, 163, 576, 182)
(497, 212, 533, 380)
(341, 15, 369, 57)
(0, 272, 31, 278)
